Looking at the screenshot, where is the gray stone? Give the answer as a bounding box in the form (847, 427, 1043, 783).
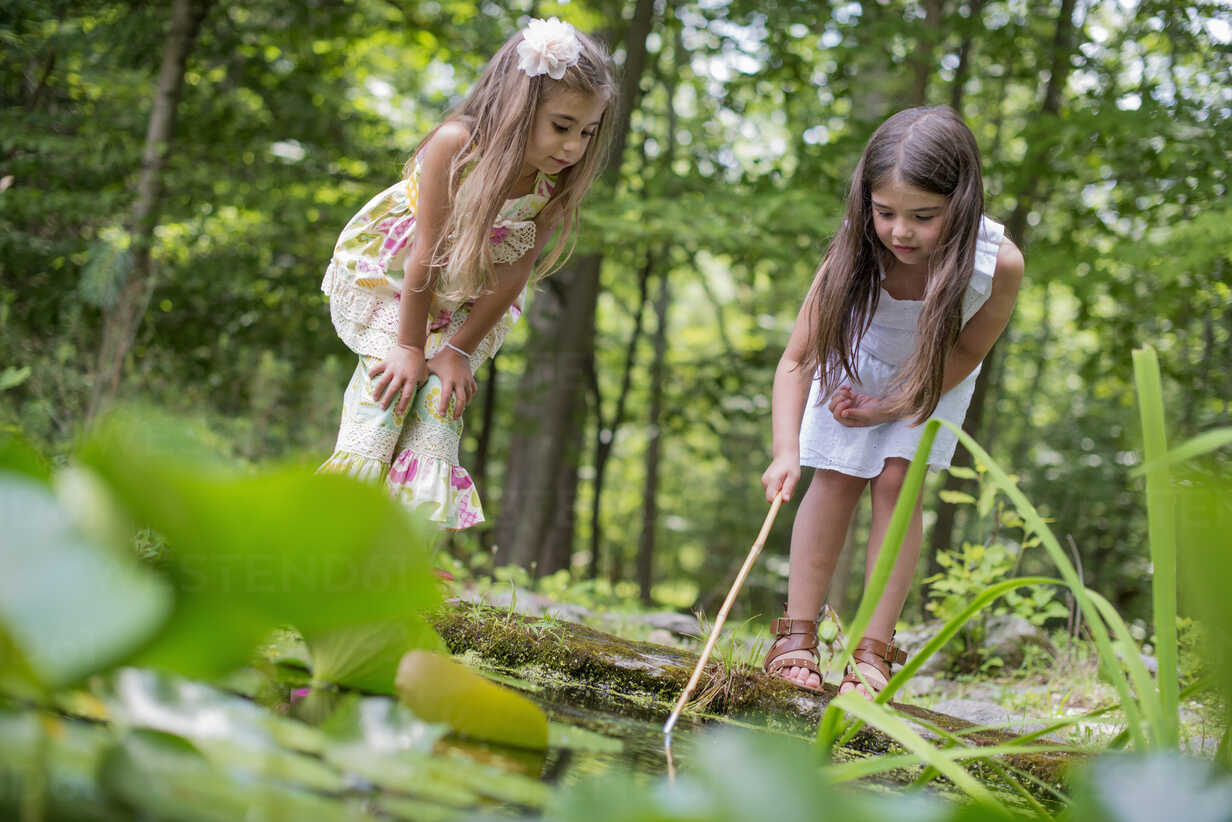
(544, 601, 593, 623)
(931, 698, 1061, 739)
(900, 674, 939, 696)
(983, 615, 1055, 670)
(646, 629, 677, 647)
(891, 621, 957, 675)
(482, 587, 546, 617)
(601, 610, 701, 637)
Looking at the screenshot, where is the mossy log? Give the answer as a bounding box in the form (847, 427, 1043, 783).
(431, 604, 1079, 798)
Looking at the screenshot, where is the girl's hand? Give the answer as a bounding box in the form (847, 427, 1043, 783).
(370, 345, 427, 415)
(761, 452, 801, 503)
(427, 347, 477, 419)
(829, 385, 894, 427)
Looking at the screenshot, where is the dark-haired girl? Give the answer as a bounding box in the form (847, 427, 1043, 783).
(761, 107, 1025, 698)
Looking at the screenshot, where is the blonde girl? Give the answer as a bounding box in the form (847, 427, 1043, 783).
(761, 107, 1025, 697)
(319, 19, 617, 529)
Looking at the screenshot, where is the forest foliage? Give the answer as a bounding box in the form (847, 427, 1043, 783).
(2, 0, 1229, 624)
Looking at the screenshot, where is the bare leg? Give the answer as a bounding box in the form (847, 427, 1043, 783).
(840, 457, 924, 697)
(777, 469, 867, 689)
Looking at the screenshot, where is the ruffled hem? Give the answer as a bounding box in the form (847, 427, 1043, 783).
(387, 449, 485, 530)
(317, 450, 389, 483)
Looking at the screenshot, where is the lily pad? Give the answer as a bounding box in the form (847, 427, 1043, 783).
(396, 651, 549, 750)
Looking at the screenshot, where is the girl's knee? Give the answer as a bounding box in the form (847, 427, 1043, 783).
(873, 458, 910, 493)
(811, 468, 867, 503)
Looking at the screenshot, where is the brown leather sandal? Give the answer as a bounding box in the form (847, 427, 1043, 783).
(839, 635, 907, 699)
(763, 616, 825, 693)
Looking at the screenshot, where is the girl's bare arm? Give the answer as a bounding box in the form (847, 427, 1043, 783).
(762, 269, 825, 502)
(940, 237, 1025, 392)
(371, 122, 470, 413)
(429, 211, 560, 418)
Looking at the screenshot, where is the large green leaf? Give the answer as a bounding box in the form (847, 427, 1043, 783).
(0, 473, 172, 689)
(395, 651, 548, 750)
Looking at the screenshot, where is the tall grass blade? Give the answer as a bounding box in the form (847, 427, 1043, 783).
(1083, 588, 1164, 741)
(824, 744, 1077, 783)
(938, 420, 1150, 750)
(1132, 346, 1179, 748)
(832, 575, 1065, 751)
(876, 576, 1062, 705)
(1130, 428, 1232, 476)
(828, 692, 996, 805)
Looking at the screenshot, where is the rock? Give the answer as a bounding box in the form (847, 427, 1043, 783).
(891, 621, 957, 675)
(931, 698, 1062, 740)
(456, 587, 593, 623)
(600, 610, 701, 637)
(983, 615, 1054, 670)
(641, 611, 702, 636)
(899, 674, 939, 696)
(647, 629, 677, 647)
(475, 584, 544, 616)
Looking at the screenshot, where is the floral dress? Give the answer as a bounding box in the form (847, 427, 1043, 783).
(318, 161, 556, 529)
(798, 216, 1006, 478)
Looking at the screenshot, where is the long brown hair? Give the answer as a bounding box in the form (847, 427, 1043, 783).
(405, 25, 616, 301)
(803, 106, 984, 423)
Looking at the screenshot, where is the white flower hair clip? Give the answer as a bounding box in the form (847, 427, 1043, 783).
(516, 17, 582, 80)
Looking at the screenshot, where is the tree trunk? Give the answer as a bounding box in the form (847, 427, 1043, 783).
(88, 0, 210, 421)
(495, 0, 656, 574)
(470, 356, 500, 549)
(927, 0, 1080, 577)
(907, 0, 946, 106)
(637, 270, 671, 604)
(588, 256, 653, 579)
(494, 255, 601, 574)
(1006, 0, 1079, 242)
(949, 0, 986, 112)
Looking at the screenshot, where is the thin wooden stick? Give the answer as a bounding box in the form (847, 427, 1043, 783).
(663, 493, 784, 736)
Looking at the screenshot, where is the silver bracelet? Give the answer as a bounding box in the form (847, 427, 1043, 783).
(443, 341, 471, 358)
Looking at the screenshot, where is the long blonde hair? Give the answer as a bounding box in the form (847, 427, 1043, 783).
(405, 26, 616, 302)
(804, 106, 985, 424)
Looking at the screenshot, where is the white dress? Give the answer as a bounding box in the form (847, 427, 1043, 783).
(799, 216, 1006, 478)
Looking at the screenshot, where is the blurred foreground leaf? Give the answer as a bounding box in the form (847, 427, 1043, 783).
(0, 473, 172, 690)
(548, 728, 992, 822)
(0, 431, 51, 485)
(1067, 754, 1232, 822)
(98, 728, 383, 822)
(76, 412, 443, 678)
